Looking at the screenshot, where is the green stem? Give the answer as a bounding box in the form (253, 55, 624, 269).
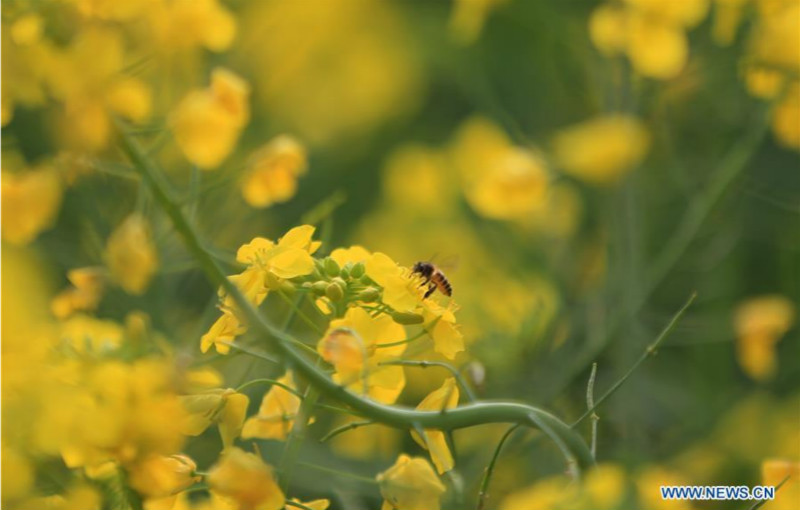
(235, 378, 303, 397)
(571, 292, 696, 427)
(116, 122, 594, 475)
(320, 420, 375, 442)
(477, 424, 522, 510)
(586, 363, 599, 460)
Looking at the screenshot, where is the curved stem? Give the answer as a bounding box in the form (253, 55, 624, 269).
(116, 122, 595, 474)
(379, 359, 478, 403)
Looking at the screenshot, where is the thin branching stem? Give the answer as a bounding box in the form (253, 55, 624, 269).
(586, 362, 599, 460)
(476, 424, 521, 510)
(320, 420, 376, 442)
(571, 292, 696, 427)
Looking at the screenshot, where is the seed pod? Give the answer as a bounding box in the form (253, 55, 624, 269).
(325, 281, 345, 302)
(390, 311, 425, 325)
(324, 258, 341, 277)
(358, 287, 380, 302)
(349, 262, 365, 279)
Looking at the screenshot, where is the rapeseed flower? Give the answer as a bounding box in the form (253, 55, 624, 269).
(411, 378, 459, 474)
(451, 117, 549, 221)
(241, 371, 302, 441)
(762, 459, 800, 510)
(242, 135, 307, 208)
(734, 296, 795, 381)
(1, 162, 63, 245)
(51, 267, 106, 319)
(181, 388, 249, 449)
(106, 214, 158, 295)
(553, 115, 650, 185)
(206, 447, 285, 510)
(171, 68, 250, 169)
(377, 454, 446, 510)
(318, 307, 407, 404)
(202, 225, 319, 353)
(128, 454, 201, 508)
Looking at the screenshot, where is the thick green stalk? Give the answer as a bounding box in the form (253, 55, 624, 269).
(116, 123, 595, 473)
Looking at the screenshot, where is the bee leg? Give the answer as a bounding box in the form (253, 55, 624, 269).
(424, 283, 436, 299)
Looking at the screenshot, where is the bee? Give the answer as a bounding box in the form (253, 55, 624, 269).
(412, 261, 453, 299)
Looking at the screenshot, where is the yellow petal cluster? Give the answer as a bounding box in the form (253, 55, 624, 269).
(171, 68, 250, 170)
(376, 454, 446, 510)
(734, 296, 795, 381)
(202, 226, 319, 354)
(128, 453, 201, 507)
(451, 117, 549, 220)
(553, 115, 650, 185)
(411, 378, 459, 474)
(206, 447, 285, 510)
(1, 163, 63, 245)
(590, 0, 709, 79)
(242, 135, 308, 208)
(180, 388, 249, 449)
(241, 372, 302, 441)
(148, 0, 237, 53)
(318, 307, 407, 404)
(51, 267, 106, 319)
(106, 214, 158, 295)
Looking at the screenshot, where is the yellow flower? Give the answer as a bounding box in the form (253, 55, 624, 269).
(1, 444, 33, 503)
(330, 245, 372, 267)
(106, 213, 158, 295)
(734, 296, 795, 381)
(45, 27, 152, 151)
(365, 252, 423, 313)
(206, 447, 285, 510)
(59, 314, 124, 354)
(318, 307, 407, 404)
(201, 312, 246, 354)
(171, 68, 250, 169)
(501, 476, 574, 510)
(51, 267, 107, 319)
(589, 1, 708, 80)
(148, 0, 237, 52)
(56, 359, 187, 469)
(181, 388, 250, 449)
(128, 454, 200, 500)
(636, 466, 693, 510)
(411, 378, 459, 474)
(583, 464, 627, 509)
(762, 459, 800, 510)
(240, 0, 421, 145)
(420, 301, 464, 360)
(63, 0, 152, 21)
(452, 117, 549, 220)
(553, 115, 650, 185)
(203, 226, 319, 353)
(241, 372, 302, 441)
(376, 454, 446, 510)
(242, 135, 308, 208)
(772, 85, 800, 150)
(330, 416, 401, 461)
(1, 163, 63, 245)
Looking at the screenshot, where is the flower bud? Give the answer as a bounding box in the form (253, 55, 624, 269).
(349, 262, 365, 279)
(311, 281, 328, 296)
(324, 258, 341, 277)
(358, 287, 380, 302)
(391, 311, 425, 325)
(325, 282, 345, 302)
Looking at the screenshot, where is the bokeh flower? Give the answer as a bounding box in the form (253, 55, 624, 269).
(127, 454, 201, 507)
(734, 296, 795, 381)
(1, 162, 63, 245)
(241, 135, 307, 208)
(451, 117, 549, 221)
(171, 68, 250, 170)
(106, 213, 158, 295)
(51, 267, 106, 319)
(553, 115, 650, 185)
(762, 459, 800, 510)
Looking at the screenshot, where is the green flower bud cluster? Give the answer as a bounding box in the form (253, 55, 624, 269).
(298, 257, 381, 307)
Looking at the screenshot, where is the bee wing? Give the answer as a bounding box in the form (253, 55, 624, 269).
(437, 254, 460, 272)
